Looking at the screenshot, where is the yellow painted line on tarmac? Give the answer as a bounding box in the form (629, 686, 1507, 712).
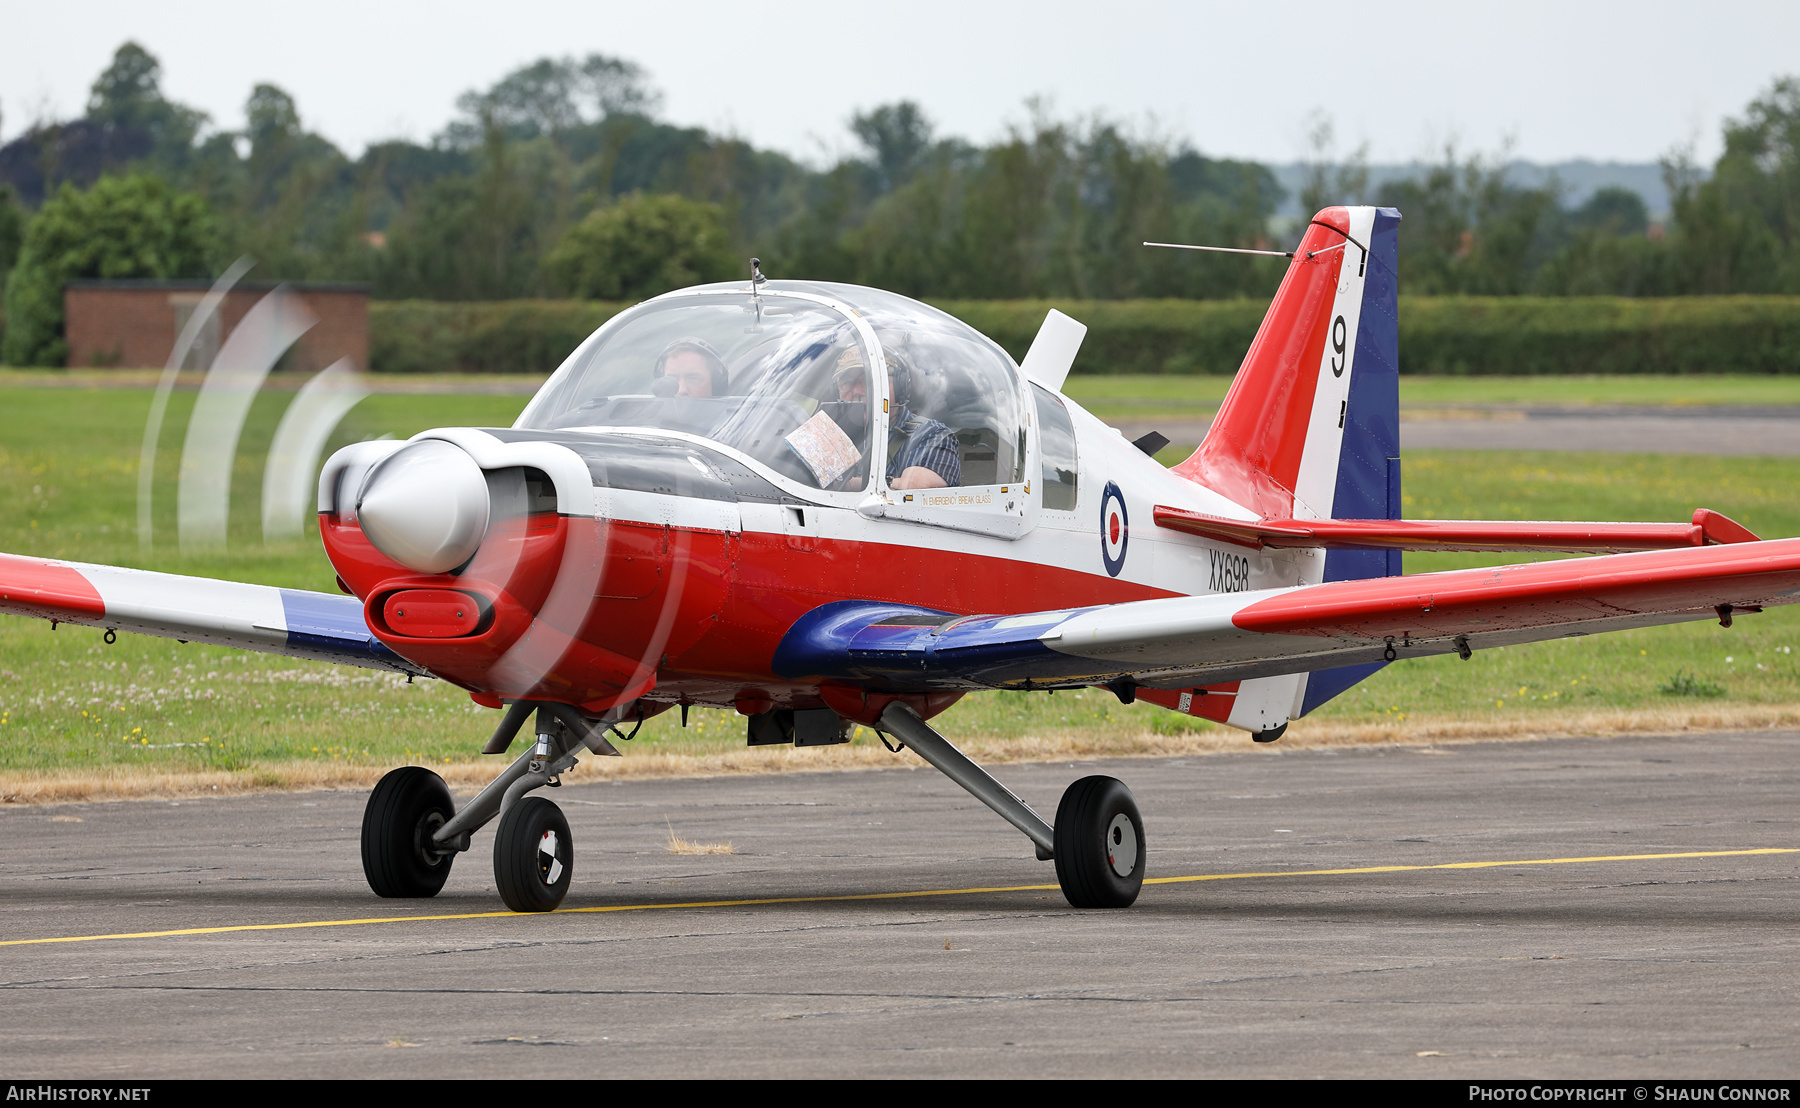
(1, 847, 1792, 950)
(1141, 847, 1800, 886)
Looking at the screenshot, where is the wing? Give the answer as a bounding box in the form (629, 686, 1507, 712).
(774, 538, 1800, 692)
(0, 553, 423, 675)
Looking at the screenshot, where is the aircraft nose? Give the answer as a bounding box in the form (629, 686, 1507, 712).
(356, 440, 490, 574)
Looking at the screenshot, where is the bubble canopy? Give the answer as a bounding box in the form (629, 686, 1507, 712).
(517, 282, 1027, 496)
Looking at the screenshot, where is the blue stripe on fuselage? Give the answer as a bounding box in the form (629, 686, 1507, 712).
(773, 600, 1113, 690)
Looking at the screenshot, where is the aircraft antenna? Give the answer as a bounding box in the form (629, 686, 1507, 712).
(1143, 241, 1295, 258)
(749, 257, 765, 326)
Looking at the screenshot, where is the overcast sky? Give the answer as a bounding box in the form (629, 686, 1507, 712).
(3, 1, 1794, 167)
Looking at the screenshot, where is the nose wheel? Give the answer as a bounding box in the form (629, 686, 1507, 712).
(1053, 775, 1145, 908)
(361, 766, 456, 898)
(493, 797, 573, 912)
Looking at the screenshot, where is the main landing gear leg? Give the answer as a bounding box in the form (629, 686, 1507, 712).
(875, 702, 1145, 909)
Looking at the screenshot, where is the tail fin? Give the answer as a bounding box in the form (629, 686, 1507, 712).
(1171, 206, 1403, 720)
(1173, 205, 1402, 559)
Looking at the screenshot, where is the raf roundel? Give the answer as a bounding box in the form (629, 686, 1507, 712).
(1099, 481, 1129, 577)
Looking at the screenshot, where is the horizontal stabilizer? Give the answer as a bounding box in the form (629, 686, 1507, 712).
(0, 553, 423, 675)
(1153, 506, 1760, 554)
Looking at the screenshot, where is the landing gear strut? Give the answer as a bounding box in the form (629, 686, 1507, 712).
(877, 702, 1145, 909)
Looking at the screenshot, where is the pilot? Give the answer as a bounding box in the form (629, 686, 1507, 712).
(833, 348, 960, 491)
(654, 338, 729, 398)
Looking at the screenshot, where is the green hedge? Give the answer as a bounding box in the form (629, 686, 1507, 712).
(1396, 296, 1800, 376)
(944, 296, 1800, 376)
(369, 300, 632, 375)
(368, 296, 1800, 376)
(934, 300, 1265, 376)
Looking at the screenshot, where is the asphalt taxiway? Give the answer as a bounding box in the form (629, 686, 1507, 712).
(2, 731, 1797, 1079)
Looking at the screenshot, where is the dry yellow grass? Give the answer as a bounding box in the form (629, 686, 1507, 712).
(4, 702, 1798, 807)
(665, 835, 736, 856)
(663, 817, 735, 855)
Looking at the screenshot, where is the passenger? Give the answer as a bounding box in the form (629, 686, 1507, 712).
(654, 338, 729, 398)
(832, 348, 960, 491)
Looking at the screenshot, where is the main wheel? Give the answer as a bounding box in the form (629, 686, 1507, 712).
(1053, 775, 1145, 908)
(361, 766, 456, 898)
(493, 797, 573, 912)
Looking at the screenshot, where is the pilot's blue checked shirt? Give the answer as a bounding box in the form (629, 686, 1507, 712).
(887, 404, 962, 486)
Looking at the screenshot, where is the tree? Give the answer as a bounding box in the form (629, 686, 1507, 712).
(377, 120, 556, 300)
(0, 184, 23, 277)
(85, 41, 206, 171)
(0, 43, 206, 207)
(1664, 77, 1799, 292)
(1570, 186, 1649, 236)
(544, 193, 737, 300)
(852, 102, 933, 192)
(87, 42, 163, 129)
(246, 83, 302, 151)
(1297, 110, 1369, 218)
(1376, 144, 1562, 295)
(444, 54, 661, 145)
(230, 83, 358, 280)
(1, 173, 216, 366)
(0, 183, 22, 347)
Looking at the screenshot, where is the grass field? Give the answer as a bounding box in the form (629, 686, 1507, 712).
(1, 376, 1796, 799)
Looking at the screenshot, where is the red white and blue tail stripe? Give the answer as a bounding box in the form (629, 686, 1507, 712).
(1165, 206, 1403, 721)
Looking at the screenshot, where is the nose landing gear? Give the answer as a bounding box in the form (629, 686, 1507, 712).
(359, 701, 619, 910)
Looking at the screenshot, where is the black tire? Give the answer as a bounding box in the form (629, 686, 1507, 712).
(493, 797, 573, 912)
(1053, 775, 1145, 909)
(361, 766, 456, 898)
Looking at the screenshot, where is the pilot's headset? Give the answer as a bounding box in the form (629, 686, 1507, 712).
(882, 351, 914, 408)
(651, 337, 729, 397)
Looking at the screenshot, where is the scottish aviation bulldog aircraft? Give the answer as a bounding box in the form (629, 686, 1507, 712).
(5, 206, 1798, 912)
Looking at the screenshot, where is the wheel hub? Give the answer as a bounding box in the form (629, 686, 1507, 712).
(414, 811, 449, 867)
(1105, 813, 1137, 877)
(537, 830, 564, 884)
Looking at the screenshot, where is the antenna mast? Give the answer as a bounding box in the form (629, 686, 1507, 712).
(1142, 241, 1295, 258)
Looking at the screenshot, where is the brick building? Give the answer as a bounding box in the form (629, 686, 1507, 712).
(63, 280, 369, 373)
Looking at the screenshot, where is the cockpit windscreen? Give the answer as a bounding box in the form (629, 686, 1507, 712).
(518, 295, 875, 490)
